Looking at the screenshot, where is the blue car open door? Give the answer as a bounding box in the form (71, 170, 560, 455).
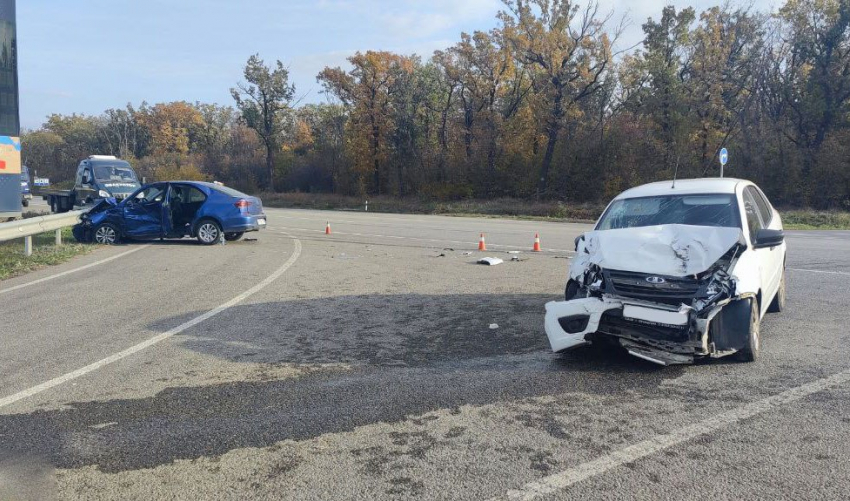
(123, 183, 167, 238)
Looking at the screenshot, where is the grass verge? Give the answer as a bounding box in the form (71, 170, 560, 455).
(261, 193, 850, 230)
(259, 193, 604, 222)
(0, 227, 93, 282)
(781, 210, 850, 230)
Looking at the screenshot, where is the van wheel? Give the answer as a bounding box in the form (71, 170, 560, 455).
(196, 219, 222, 245)
(224, 232, 244, 242)
(767, 271, 786, 313)
(737, 299, 761, 362)
(93, 223, 120, 245)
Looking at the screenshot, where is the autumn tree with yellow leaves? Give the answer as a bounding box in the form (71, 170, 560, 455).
(20, 0, 850, 209)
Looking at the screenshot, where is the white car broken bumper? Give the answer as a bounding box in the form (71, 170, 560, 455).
(544, 297, 623, 352)
(544, 297, 694, 364)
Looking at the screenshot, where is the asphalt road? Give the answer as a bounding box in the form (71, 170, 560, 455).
(23, 197, 50, 215)
(1, 208, 849, 500)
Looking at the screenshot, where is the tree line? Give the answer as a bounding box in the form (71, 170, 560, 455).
(22, 0, 850, 208)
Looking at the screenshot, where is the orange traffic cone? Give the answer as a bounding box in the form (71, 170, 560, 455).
(533, 233, 541, 252)
(478, 233, 486, 251)
(325, 222, 332, 235)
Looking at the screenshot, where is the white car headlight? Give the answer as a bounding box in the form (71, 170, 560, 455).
(98, 190, 110, 198)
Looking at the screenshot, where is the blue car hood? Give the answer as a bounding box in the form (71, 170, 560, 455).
(83, 197, 119, 225)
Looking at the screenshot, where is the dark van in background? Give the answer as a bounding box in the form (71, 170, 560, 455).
(42, 155, 142, 213)
(20, 164, 30, 207)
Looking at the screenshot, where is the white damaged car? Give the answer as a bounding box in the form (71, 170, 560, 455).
(545, 178, 786, 365)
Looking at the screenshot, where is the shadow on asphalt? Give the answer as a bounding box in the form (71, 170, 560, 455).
(1, 294, 688, 473)
(79, 237, 261, 247)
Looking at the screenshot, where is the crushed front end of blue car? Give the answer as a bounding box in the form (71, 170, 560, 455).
(72, 198, 119, 243)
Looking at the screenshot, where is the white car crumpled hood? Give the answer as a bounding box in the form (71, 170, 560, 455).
(573, 224, 744, 277)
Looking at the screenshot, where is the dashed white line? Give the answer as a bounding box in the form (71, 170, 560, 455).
(788, 268, 850, 276)
(0, 237, 302, 410)
(0, 245, 150, 296)
(495, 367, 850, 500)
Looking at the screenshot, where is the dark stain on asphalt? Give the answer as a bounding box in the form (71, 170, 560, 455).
(0, 296, 688, 474)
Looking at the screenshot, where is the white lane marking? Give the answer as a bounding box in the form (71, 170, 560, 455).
(0, 237, 302, 410)
(265, 212, 582, 236)
(788, 268, 850, 276)
(274, 226, 574, 254)
(495, 367, 850, 501)
(265, 207, 586, 228)
(0, 245, 150, 296)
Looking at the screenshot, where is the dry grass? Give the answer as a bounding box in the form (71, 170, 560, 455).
(259, 193, 604, 223)
(260, 193, 850, 230)
(0, 227, 93, 281)
(781, 210, 850, 230)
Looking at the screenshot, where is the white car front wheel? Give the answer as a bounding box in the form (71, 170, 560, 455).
(737, 299, 761, 362)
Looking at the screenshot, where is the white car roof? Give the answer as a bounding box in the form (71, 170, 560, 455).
(614, 178, 747, 200)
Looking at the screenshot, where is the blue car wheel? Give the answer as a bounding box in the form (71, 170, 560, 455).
(196, 218, 222, 245)
(94, 223, 120, 245)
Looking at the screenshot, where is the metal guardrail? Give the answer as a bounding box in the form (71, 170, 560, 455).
(0, 210, 85, 256)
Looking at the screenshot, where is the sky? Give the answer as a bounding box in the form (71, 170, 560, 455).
(19, 0, 778, 130)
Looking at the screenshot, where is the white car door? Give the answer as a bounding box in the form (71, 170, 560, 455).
(742, 187, 781, 314)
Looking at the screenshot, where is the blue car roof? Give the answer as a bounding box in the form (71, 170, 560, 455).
(156, 181, 251, 199)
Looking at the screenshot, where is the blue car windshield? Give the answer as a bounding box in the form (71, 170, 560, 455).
(596, 194, 741, 230)
(94, 165, 138, 182)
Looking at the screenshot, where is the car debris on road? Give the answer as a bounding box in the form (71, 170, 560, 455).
(478, 257, 504, 266)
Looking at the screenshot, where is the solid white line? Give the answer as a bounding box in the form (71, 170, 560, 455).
(274, 226, 574, 253)
(495, 367, 850, 501)
(788, 268, 850, 276)
(0, 237, 302, 410)
(267, 212, 582, 236)
(0, 245, 150, 296)
(266, 207, 586, 228)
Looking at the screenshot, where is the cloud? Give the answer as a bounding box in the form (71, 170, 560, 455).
(378, 0, 501, 39)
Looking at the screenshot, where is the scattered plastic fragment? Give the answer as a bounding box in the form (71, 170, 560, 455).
(477, 257, 504, 266)
(462, 251, 473, 256)
(489, 323, 499, 329)
(507, 251, 521, 254)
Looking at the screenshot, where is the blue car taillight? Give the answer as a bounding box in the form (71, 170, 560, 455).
(235, 199, 252, 214)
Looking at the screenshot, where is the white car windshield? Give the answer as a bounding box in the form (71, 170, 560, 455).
(597, 194, 741, 230)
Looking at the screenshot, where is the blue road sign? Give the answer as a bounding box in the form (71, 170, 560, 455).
(719, 148, 729, 166)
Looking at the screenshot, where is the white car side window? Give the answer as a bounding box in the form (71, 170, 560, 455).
(742, 189, 764, 243)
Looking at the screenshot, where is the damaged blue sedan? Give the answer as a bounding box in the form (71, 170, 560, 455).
(73, 181, 267, 245)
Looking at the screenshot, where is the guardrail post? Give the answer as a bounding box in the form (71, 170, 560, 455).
(55, 228, 62, 246)
(24, 236, 32, 256)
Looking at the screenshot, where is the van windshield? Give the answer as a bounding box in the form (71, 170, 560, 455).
(596, 194, 741, 230)
(94, 165, 138, 182)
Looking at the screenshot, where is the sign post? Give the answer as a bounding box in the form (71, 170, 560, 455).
(719, 148, 729, 178)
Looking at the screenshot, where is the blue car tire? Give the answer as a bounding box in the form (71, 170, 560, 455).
(196, 218, 222, 245)
(93, 223, 120, 245)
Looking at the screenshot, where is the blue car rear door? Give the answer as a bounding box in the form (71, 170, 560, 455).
(124, 183, 167, 238)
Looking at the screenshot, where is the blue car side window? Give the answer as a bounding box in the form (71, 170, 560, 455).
(134, 186, 165, 204)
